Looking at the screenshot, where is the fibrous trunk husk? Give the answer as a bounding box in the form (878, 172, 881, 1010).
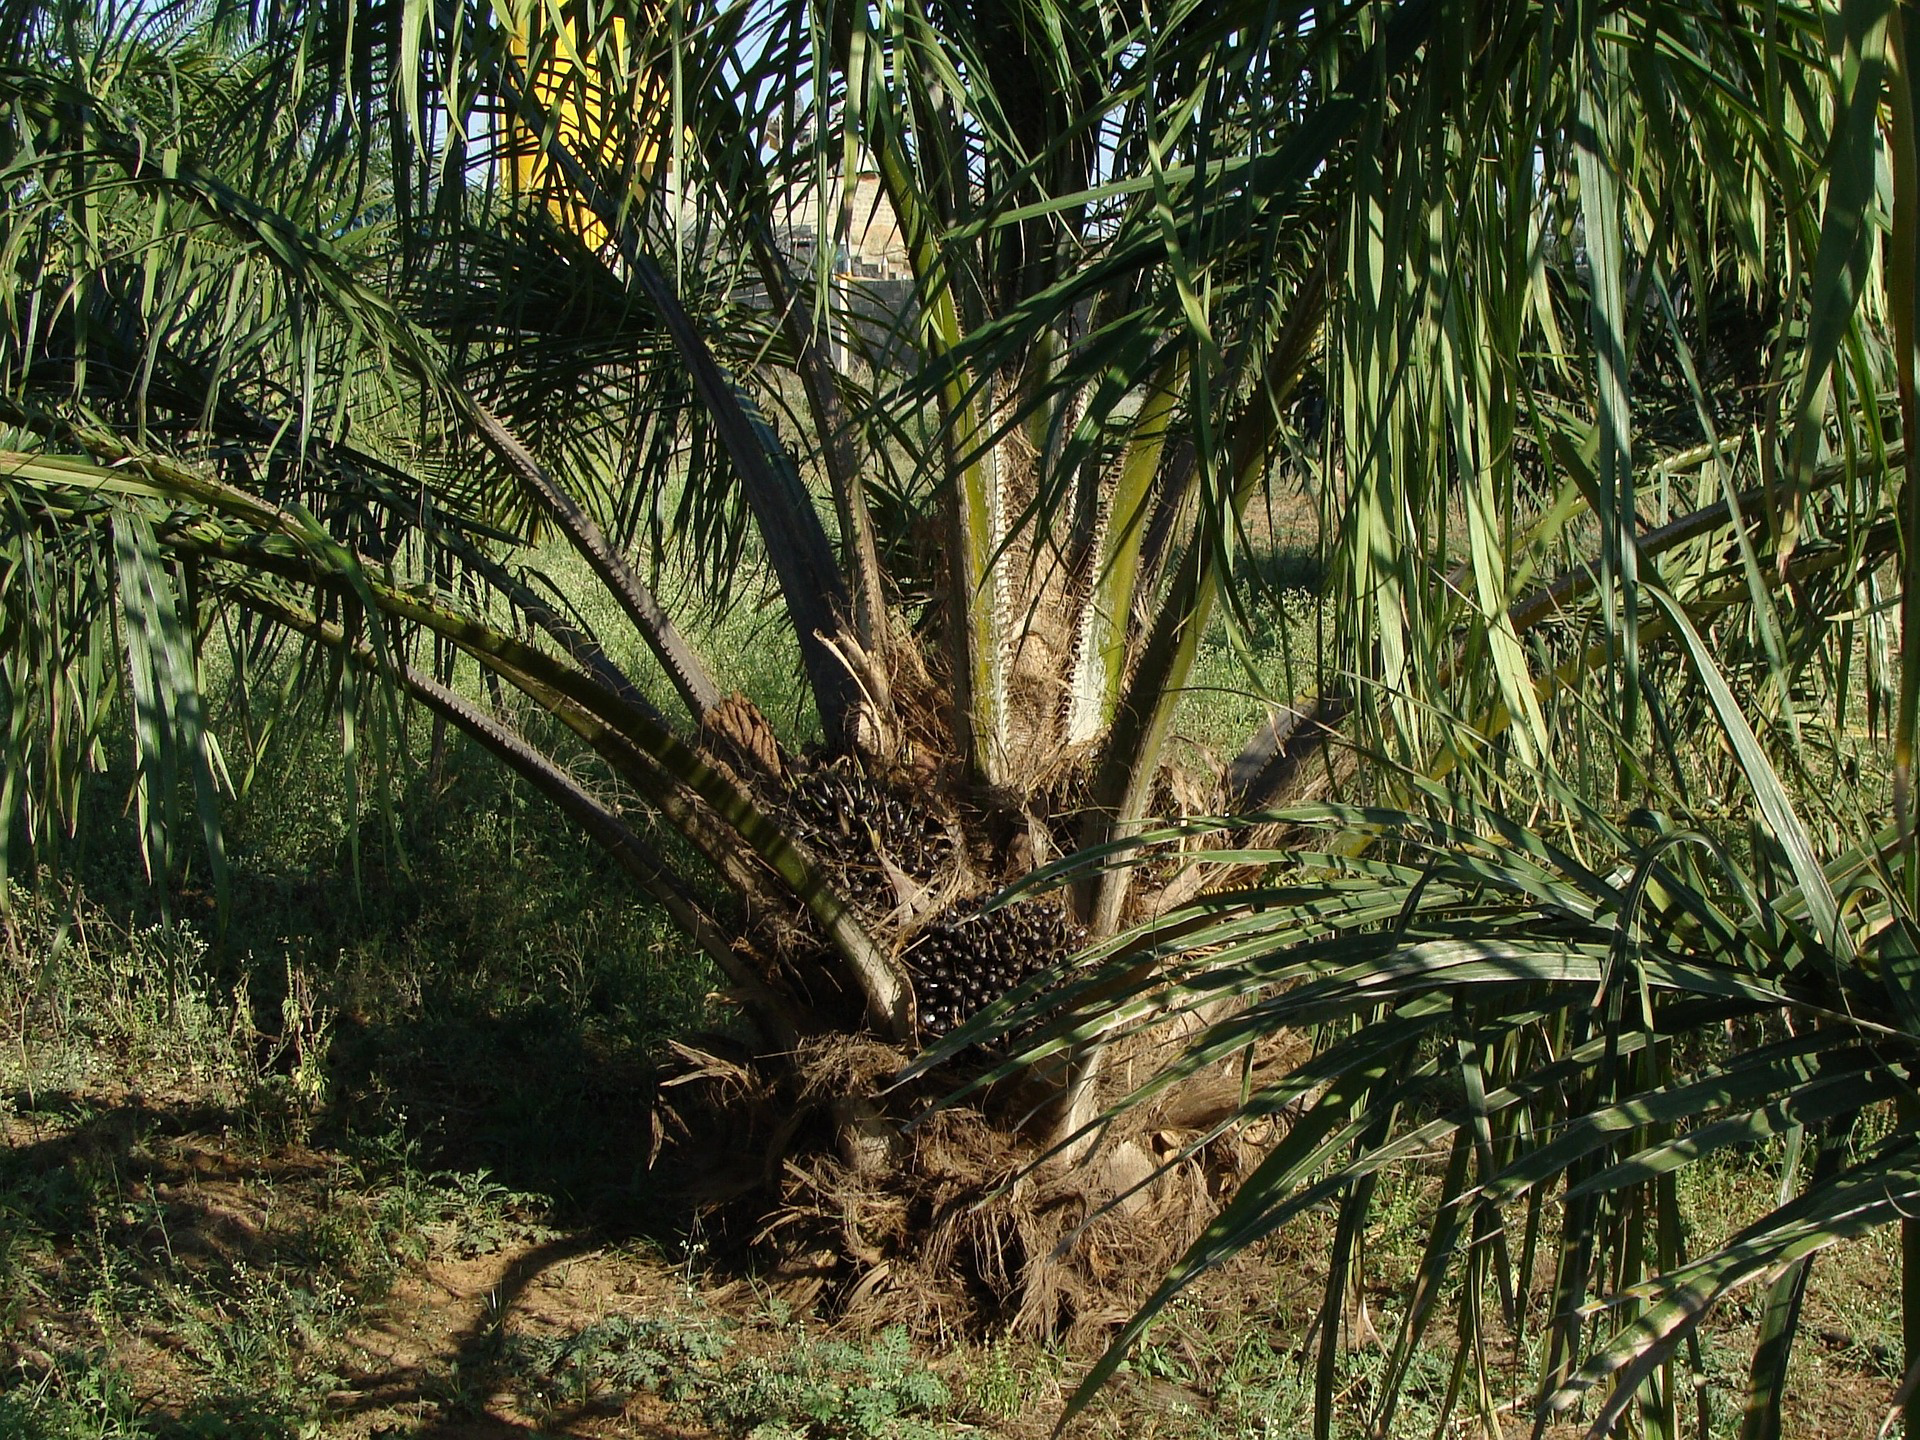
(668, 1029, 1306, 1345)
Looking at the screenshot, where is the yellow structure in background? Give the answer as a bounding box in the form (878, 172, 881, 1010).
(503, 9, 664, 250)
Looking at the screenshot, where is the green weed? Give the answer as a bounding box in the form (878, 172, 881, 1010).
(504, 1313, 959, 1440)
(420, 1169, 557, 1258)
(0, 888, 258, 1102)
(698, 1325, 954, 1440)
(0, 1351, 152, 1440)
(507, 1312, 730, 1411)
(961, 1335, 1029, 1420)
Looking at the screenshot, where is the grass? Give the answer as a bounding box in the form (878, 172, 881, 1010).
(503, 1317, 959, 1438)
(0, 901, 401, 1437)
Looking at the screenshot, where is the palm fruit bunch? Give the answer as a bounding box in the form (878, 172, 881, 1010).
(907, 900, 1089, 1041)
(782, 754, 955, 913)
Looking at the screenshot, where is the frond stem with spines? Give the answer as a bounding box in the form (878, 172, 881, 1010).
(228, 586, 802, 1052)
(1064, 348, 1185, 747)
(462, 398, 724, 723)
(1081, 264, 1328, 934)
(830, 0, 1006, 785)
(488, 43, 865, 750)
(15, 448, 912, 1038)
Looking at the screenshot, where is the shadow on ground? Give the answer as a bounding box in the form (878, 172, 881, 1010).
(0, 1076, 741, 1438)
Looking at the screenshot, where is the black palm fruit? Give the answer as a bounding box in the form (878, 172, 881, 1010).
(906, 900, 1089, 1040)
(782, 754, 956, 915)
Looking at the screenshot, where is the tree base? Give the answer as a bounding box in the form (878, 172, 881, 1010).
(652, 1029, 1307, 1344)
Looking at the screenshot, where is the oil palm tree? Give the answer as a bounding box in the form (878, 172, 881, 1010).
(6, 0, 1920, 1429)
(3, 0, 1365, 1044)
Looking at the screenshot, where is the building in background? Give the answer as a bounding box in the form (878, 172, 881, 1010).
(765, 163, 918, 373)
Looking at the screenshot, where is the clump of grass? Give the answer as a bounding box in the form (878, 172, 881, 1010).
(0, 885, 264, 1104)
(0, 1093, 513, 1437)
(0, 1349, 153, 1440)
(0, 881, 562, 1439)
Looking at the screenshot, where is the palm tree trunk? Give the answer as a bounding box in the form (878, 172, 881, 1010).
(1082, 267, 1327, 932)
